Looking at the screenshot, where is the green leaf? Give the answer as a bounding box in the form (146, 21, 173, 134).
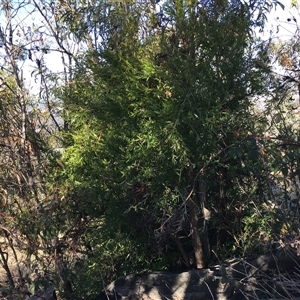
(281, 166, 289, 177)
(248, 150, 260, 161)
(274, 0, 285, 10)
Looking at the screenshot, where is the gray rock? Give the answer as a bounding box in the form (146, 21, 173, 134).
(94, 247, 300, 300)
(28, 286, 56, 300)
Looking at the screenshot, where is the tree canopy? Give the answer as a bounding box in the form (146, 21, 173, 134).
(0, 0, 299, 299)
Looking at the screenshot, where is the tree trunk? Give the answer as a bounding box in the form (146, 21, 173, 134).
(0, 242, 15, 288)
(187, 197, 205, 269)
(197, 180, 210, 264)
(172, 235, 190, 268)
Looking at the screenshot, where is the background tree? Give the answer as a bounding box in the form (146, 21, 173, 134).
(0, 0, 74, 295)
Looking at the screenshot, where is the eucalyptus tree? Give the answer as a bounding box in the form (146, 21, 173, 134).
(0, 0, 289, 297)
(0, 0, 76, 294)
(46, 0, 289, 295)
(252, 3, 300, 239)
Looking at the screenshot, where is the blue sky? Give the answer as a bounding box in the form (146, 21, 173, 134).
(0, 0, 297, 93)
(262, 0, 298, 40)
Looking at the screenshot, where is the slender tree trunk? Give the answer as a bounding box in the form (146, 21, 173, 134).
(0, 243, 15, 288)
(187, 197, 205, 268)
(4, 231, 23, 281)
(198, 180, 210, 264)
(173, 235, 190, 268)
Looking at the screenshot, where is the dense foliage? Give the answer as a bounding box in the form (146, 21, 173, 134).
(1, 0, 300, 299)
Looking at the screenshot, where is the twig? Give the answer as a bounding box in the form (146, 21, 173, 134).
(203, 280, 215, 300)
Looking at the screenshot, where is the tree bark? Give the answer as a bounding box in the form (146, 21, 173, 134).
(172, 235, 190, 268)
(187, 197, 205, 269)
(0, 242, 15, 288)
(198, 180, 210, 264)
